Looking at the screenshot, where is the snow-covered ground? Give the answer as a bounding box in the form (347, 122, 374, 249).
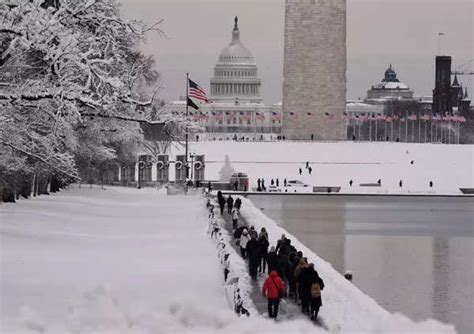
(0, 186, 458, 333)
(179, 141, 474, 195)
(0, 186, 319, 333)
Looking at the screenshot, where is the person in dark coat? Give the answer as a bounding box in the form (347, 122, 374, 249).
(226, 195, 234, 214)
(299, 168, 302, 175)
(308, 166, 312, 175)
(234, 225, 246, 239)
(266, 246, 278, 274)
(277, 251, 289, 289)
(300, 262, 323, 315)
(261, 179, 266, 191)
(246, 234, 260, 280)
(257, 228, 269, 273)
(262, 271, 286, 319)
(284, 178, 287, 187)
(287, 252, 297, 299)
(271, 179, 274, 186)
(275, 234, 286, 254)
(257, 178, 261, 191)
(276, 178, 279, 187)
(234, 197, 242, 210)
(295, 257, 308, 307)
(307, 263, 325, 321)
(248, 226, 258, 239)
(218, 195, 226, 215)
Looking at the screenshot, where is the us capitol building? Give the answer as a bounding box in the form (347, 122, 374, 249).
(166, 17, 282, 139)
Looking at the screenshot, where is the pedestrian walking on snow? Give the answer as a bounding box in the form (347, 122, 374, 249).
(258, 228, 269, 273)
(257, 178, 261, 191)
(262, 271, 286, 319)
(227, 195, 234, 214)
(308, 263, 325, 321)
(271, 179, 274, 186)
(276, 178, 279, 187)
(239, 229, 250, 259)
(306, 161, 309, 169)
(246, 234, 260, 280)
(266, 246, 278, 274)
(231, 207, 239, 230)
(308, 166, 312, 175)
(235, 197, 242, 210)
(218, 195, 226, 215)
(299, 168, 302, 175)
(284, 179, 287, 187)
(249, 225, 258, 240)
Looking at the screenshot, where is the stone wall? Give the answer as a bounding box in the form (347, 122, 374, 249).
(282, 0, 347, 140)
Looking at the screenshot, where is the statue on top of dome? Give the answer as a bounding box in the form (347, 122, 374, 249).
(234, 16, 239, 31)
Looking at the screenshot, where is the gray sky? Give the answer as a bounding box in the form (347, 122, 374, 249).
(120, 0, 473, 104)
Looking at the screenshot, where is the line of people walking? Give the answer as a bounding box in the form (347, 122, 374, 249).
(217, 190, 325, 322)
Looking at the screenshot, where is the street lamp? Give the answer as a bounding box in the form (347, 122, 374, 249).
(190, 152, 196, 181)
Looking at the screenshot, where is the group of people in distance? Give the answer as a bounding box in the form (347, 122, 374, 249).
(217, 191, 325, 322)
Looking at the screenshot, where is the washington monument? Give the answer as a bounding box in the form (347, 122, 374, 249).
(282, 0, 347, 140)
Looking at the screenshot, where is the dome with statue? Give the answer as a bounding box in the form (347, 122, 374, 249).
(366, 64, 414, 101)
(210, 17, 262, 104)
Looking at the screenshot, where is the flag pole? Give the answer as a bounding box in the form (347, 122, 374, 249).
(185, 72, 189, 180)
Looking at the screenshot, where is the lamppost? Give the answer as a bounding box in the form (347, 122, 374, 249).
(190, 152, 196, 182)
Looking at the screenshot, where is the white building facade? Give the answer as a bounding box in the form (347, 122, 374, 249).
(169, 17, 282, 139)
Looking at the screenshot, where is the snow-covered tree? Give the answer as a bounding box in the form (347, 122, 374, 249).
(0, 0, 194, 200)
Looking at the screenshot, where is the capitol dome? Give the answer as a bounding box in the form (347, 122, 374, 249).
(210, 17, 262, 104)
(218, 43, 254, 64)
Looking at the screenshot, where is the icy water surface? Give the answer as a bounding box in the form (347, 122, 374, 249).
(248, 195, 474, 333)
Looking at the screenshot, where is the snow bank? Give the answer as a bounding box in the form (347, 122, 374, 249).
(0, 186, 322, 333)
(178, 141, 474, 195)
(238, 197, 457, 333)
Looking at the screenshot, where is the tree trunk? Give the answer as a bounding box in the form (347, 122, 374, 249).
(2, 182, 15, 203)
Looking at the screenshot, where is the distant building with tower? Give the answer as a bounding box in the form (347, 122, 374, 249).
(282, 0, 346, 140)
(432, 56, 453, 115)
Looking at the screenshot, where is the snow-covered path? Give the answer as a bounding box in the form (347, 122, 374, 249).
(1, 186, 229, 332)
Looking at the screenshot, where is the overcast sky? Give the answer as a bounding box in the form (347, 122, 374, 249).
(120, 0, 473, 104)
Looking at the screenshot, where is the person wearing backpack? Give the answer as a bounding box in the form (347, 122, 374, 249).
(307, 263, 325, 321)
(262, 270, 286, 319)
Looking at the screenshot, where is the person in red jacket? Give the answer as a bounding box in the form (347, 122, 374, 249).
(262, 270, 286, 319)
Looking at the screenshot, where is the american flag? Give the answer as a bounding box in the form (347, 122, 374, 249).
(408, 114, 417, 121)
(256, 111, 265, 121)
(188, 78, 209, 104)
